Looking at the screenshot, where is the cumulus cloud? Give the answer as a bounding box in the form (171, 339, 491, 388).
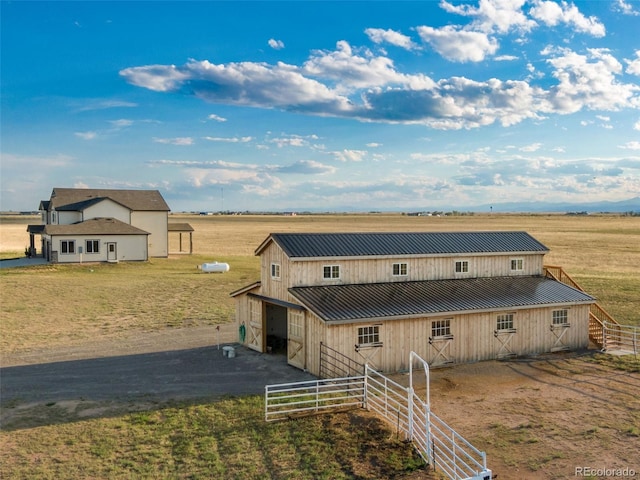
(268, 38, 285, 50)
(529, 0, 606, 37)
(626, 50, 640, 75)
(416, 25, 499, 62)
(440, 0, 536, 34)
(364, 28, 418, 50)
(613, 0, 639, 16)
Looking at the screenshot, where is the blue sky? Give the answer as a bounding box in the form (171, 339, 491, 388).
(2, 0, 640, 212)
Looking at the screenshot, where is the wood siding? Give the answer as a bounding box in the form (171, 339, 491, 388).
(302, 304, 591, 376)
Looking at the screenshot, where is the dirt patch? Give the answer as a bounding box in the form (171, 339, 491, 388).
(394, 352, 640, 479)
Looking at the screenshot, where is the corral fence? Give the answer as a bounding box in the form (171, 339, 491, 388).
(603, 321, 639, 356)
(265, 352, 492, 480)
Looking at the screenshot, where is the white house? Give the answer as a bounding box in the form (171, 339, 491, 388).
(28, 188, 170, 263)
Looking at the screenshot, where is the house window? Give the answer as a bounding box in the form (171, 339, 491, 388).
(357, 325, 381, 347)
(455, 260, 469, 273)
(552, 309, 569, 326)
(511, 258, 524, 271)
(323, 265, 340, 279)
(60, 240, 75, 254)
(271, 263, 280, 279)
(497, 313, 514, 331)
(392, 262, 408, 276)
(86, 240, 100, 254)
(431, 319, 451, 338)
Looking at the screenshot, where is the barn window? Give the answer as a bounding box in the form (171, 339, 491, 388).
(552, 309, 569, 326)
(497, 313, 515, 331)
(431, 319, 452, 338)
(60, 240, 75, 254)
(392, 262, 408, 276)
(357, 325, 381, 347)
(455, 260, 469, 273)
(86, 240, 100, 254)
(271, 263, 280, 279)
(323, 265, 340, 279)
(510, 258, 524, 271)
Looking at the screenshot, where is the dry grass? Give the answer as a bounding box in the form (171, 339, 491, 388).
(1, 213, 639, 479)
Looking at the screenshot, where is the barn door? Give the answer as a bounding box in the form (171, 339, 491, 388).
(494, 330, 517, 358)
(428, 337, 454, 366)
(247, 298, 264, 352)
(287, 310, 305, 370)
(550, 324, 570, 352)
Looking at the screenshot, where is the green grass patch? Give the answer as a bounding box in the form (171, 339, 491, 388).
(0, 397, 426, 479)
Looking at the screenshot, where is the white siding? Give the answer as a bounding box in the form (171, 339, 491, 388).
(131, 211, 168, 257)
(51, 234, 148, 263)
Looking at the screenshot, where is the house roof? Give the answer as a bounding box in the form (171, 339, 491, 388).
(258, 231, 549, 258)
(43, 218, 150, 236)
(47, 188, 170, 212)
(288, 276, 594, 323)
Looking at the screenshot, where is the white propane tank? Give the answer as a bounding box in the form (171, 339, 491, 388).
(200, 262, 230, 273)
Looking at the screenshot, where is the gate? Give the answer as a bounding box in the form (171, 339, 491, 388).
(265, 352, 492, 480)
(603, 321, 639, 355)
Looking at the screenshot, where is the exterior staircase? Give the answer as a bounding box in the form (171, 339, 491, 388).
(544, 266, 638, 354)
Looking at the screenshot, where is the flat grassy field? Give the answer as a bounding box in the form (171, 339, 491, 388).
(1, 213, 639, 479)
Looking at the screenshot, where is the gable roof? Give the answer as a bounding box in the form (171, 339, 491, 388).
(48, 188, 170, 212)
(289, 276, 594, 323)
(43, 218, 150, 236)
(258, 231, 549, 258)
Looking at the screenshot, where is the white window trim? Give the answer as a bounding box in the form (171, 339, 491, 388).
(323, 264, 340, 280)
(392, 262, 408, 277)
(60, 240, 75, 254)
(454, 259, 470, 275)
(496, 313, 517, 333)
(430, 318, 453, 340)
(356, 324, 382, 349)
(270, 263, 281, 280)
(510, 258, 524, 271)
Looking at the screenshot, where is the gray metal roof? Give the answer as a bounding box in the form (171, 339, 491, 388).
(289, 276, 594, 323)
(264, 231, 548, 258)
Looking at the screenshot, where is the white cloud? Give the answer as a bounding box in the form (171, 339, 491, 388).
(109, 119, 133, 128)
(619, 141, 640, 150)
(416, 25, 498, 62)
(364, 28, 418, 50)
(625, 50, 640, 75)
(268, 38, 285, 50)
(440, 0, 536, 34)
(520, 142, 542, 152)
(529, 0, 605, 37)
(207, 114, 227, 122)
(333, 149, 367, 162)
(153, 137, 194, 146)
(275, 160, 336, 175)
(75, 131, 98, 140)
(634, 120, 640, 131)
(613, 0, 639, 16)
(495, 54, 518, 61)
(203, 136, 252, 143)
(545, 48, 639, 114)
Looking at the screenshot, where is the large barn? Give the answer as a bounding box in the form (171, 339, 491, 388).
(231, 231, 596, 375)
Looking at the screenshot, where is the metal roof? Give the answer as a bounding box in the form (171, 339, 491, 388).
(289, 276, 594, 323)
(263, 231, 549, 258)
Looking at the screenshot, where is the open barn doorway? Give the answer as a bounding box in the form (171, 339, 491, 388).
(266, 303, 288, 356)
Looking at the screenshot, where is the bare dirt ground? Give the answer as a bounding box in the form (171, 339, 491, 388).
(3, 326, 638, 479)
